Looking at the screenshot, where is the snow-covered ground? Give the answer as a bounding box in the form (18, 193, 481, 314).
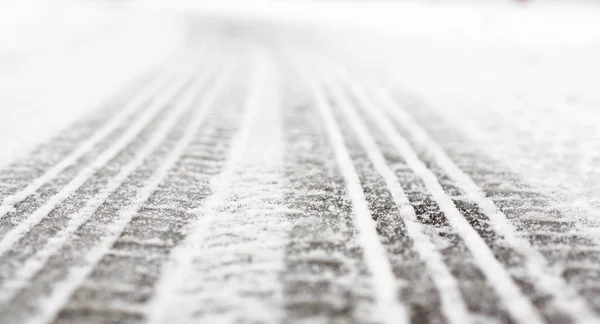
(2, 1, 600, 323)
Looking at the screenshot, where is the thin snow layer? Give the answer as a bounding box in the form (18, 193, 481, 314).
(2, 1, 600, 322)
(0, 0, 184, 169)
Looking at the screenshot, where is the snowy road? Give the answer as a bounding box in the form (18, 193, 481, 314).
(2, 2, 600, 324)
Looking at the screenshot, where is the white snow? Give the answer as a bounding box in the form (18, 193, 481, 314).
(148, 50, 290, 323)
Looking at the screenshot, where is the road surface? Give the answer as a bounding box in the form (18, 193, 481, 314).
(1, 3, 600, 324)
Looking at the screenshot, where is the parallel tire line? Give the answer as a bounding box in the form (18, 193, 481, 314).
(20, 56, 236, 324)
(370, 81, 600, 324)
(379, 85, 600, 322)
(279, 60, 376, 322)
(346, 85, 510, 322)
(0, 68, 158, 201)
(0, 52, 207, 261)
(52, 59, 240, 323)
(318, 61, 473, 324)
(0, 50, 197, 219)
(60, 117, 238, 323)
(325, 61, 546, 324)
(290, 53, 410, 324)
(0, 49, 217, 306)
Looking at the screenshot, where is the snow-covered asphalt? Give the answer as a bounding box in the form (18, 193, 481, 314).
(2, 2, 600, 324)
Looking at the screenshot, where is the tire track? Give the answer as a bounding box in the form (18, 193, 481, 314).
(0, 62, 182, 238)
(280, 62, 376, 323)
(0, 65, 158, 201)
(0, 48, 215, 307)
(0, 52, 204, 250)
(321, 66, 511, 323)
(55, 66, 243, 324)
(383, 87, 600, 320)
(291, 54, 409, 324)
(0, 52, 234, 324)
(0, 51, 195, 218)
(317, 65, 474, 324)
(320, 64, 546, 324)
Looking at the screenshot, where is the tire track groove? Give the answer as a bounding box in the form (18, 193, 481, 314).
(0, 66, 159, 201)
(374, 81, 600, 324)
(324, 61, 546, 324)
(384, 88, 600, 319)
(0, 53, 207, 261)
(290, 53, 409, 324)
(58, 69, 246, 324)
(280, 63, 375, 323)
(0, 51, 196, 219)
(0, 48, 215, 307)
(0, 54, 235, 324)
(317, 61, 473, 324)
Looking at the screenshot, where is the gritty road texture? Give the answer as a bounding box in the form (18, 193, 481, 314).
(1, 35, 599, 324)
